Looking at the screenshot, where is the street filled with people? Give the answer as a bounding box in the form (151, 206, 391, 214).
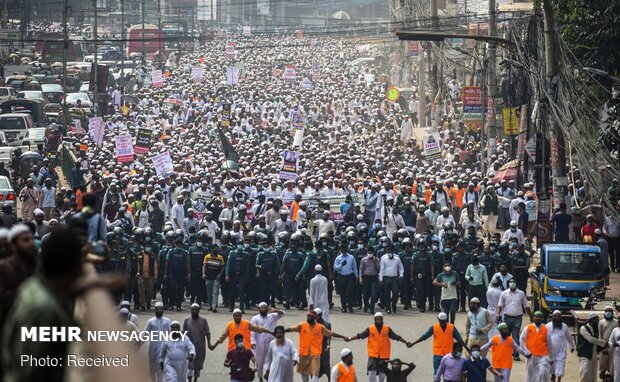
(0, 21, 620, 382)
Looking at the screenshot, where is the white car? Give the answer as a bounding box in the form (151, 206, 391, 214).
(0, 87, 16, 104)
(21, 127, 47, 150)
(65, 92, 93, 115)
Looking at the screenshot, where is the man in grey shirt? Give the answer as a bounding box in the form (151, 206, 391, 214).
(359, 249, 381, 314)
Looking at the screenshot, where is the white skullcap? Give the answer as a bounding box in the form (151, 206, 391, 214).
(154, 302, 164, 308)
(340, 348, 352, 357)
(0, 228, 9, 240)
(8, 224, 30, 242)
(552, 310, 561, 315)
(605, 306, 614, 311)
(258, 302, 268, 308)
(119, 308, 129, 315)
(191, 303, 200, 308)
(170, 320, 180, 327)
(470, 297, 480, 303)
(233, 308, 243, 314)
(33, 208, 44, 216)
(315, 264, 323, 271)
(438, 312, 448, 320)
(314, 308, 322, 315)
(588, 312, 598, 320)
(374, 312, 383, 318)
(120, 300, 130, 307)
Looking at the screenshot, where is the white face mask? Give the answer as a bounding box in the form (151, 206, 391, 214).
(444, 266, 452, 272)
(196, 242, 203, 247)
(358, 244, 364, 249)
(509, 283, 517, 290)
(432, 245, 439, 251)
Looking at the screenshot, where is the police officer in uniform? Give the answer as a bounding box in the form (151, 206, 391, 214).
(244, 232, 259, 308)
(429, 238, 443, 312)
(225, 236, 249, 313)
(412, 238, 433, 312)
(128, 230, 144, 310)
(316, 233, 335, 307)
(139, 228, 160, 310)
(187, 230, 208, 306)
(255, 233, 280, 307)
(158, 231, 175, 309)
(452, 242, 471, 313)
(281, 233, 305, 309)
(165, 232, 190, 311)
(219, 231, 232, 306)
(399, 237, 415, 309)
(275, 232, 290, 304)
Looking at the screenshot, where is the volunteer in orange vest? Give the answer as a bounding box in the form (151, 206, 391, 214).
(519, 311, 554, 382)
(409, 312, 467, 375)
(346, 312, 412, 382)
(331, 348, 358, 382)
(481, 322, 523, 381)
(212, 309, 272, 351)
(286, 311, 347, 382)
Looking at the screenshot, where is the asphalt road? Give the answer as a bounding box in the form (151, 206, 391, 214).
(127, 295, 584, 381)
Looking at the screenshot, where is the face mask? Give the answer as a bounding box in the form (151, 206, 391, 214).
(472, 351, 481, 359)
(605, 311, 613, 320)
(509, 283, 517, 290)
(382, 243, 388, 247)
(455, 352, 462, 358)
(197, 242, 203, 247)
(444, 266, 451, 272)
(398, 237, 403, 242)
(432, 245, 439, 251)
(489, 246, 496, 251)
(511, 242, 518, 248)
(145, 237, 151, 242)
(358, 244, 364, 249)
(244, 244, 250, 248)
(236, 341, 245, 349)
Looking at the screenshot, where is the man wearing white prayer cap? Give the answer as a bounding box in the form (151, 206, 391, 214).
(183, 303, 211, 382)
(160, 320, 196, 382)
(577, 311, 607, 382)
(145, 301, 171, 382)
(120, 300, 139, 327)
(546, 310, 574, 382)
(309, 263, 330, 323)
(599, 306, 618, 378)
(212, 309, 271, 352)
(250, 301, 285, 380)
(331, 348, 357, 381)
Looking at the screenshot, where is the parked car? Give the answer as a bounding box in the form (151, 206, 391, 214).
(0, 132, 8, 146)
(0, 176, 16, 209)
(65, 92, 93, 115)
(0, 113, 34, 144)
(16, 90, 49, 103)
(40, 84, 65, 104)
(20, 127, 47, 150)
(0, 87, 17, 103)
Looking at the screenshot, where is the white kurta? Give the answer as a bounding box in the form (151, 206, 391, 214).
(160, 336, 196, 382)
(308, 274, 330, 323)
(579, 323, 608, 382)
(486, 286, 502, 340)
(264, 338, 299, 382)
(519, 324, 554, 382)
(546, 322, 575, 377)
(607, 327, 620, 382)
(144, 316, 171, 382)
(251, 312, 283, 378)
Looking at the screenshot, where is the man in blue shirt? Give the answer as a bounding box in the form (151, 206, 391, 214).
(334, 242, 358, 313)
(552, 203, 572, 241)
(462, 344, 500, 382)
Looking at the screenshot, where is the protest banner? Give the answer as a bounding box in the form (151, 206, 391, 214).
(115, 133, 134, 163)
(191, 67, 204, 82)
(134, 128, 152, 154)
(462, 86, 482, 121)
(283, 65, 296, 81)
(89, 117, 105, 146)
(225, 42, 236, 59)
(279, 150, 300, 180)
(221, 103, 231, 127)
(226, 66, 240, 85)
(151, 69, 163, 88)
(151, 151, 174, 177)
(423, 133, 442, 159)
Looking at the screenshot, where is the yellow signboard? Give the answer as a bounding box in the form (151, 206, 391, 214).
(386, 87, 400, 102)
(502, 107, 519, 135)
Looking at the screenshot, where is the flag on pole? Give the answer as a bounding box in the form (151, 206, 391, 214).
(217, 127, 240, 162)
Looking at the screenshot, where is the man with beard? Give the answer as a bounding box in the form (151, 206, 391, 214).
(286, 311, 347, 382)
(18, 178, 40, 222)
(331, 348, 358, 381)
(346, 312, 412, 382)
(481, 322, 525, 381)
(160, 320, 196, 382)
(0, 224, 37, 379)
(546, 310, 575, 382)
(519, 311, 555, 382)
(379, 358, 416, 382)
(577, 312, 608, 382)
(251, 302, 285, 381)
(599, 306, 618, 379)
(183, 303, 212, 382)
(264, 325, 299, 382)
(145, 302, 171, 382)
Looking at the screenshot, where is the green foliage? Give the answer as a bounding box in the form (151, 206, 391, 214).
(553, 0, 620, 76)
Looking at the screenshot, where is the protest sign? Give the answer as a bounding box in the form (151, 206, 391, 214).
(89, 117, 105, 146)
(191, 67, 204, 82)
(283, 65, 296, 81)
(134, 128, 152, 154)
(115, 133, 134, 163)
(151, 69, 163, 88)
(423, 133, 442, 159)
(221, 103, 231, 127)
(226, 66, 240, 85)
(151, 151, 174, 177)
(279, 150, 300, 180)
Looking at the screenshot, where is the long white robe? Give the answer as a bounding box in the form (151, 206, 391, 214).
(144, 316, 171, 382)
(520, 323, 554, 382)
(251, 312, 283, 378)
(579, 323, 607, 382)
(486, 286, 502, 340)
(546, 322, 575, 377)
(160, 336, 196, 382)
(309, 274, 330, 323)
(264, 338, 299, 382)
(607, 327, 620, 382)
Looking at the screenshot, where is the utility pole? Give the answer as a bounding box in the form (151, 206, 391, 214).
(430, 0, 439, 127)
(93, 0, 98, 116)
(120, 0, 125, 94)
(141, 0, 145, 61)
(417, 0, 427, 128)
(487, 0, 498, 141)
(62, 0, 68, 133)
(542, 0, 566, 208)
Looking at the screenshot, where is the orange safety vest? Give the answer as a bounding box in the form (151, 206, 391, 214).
(525, 324, 549, 356)
(291, 201, 300, 221)
(298, 322, 325, 356)
(491, 335, 514, 369)
(455, 188, 466, 208)
(432, 323, 455, 356)
(336, 362, 356, 382)
(227, 320, 251, 351)
(367, 324, 391, 359)
(424, 189, 432, 204)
